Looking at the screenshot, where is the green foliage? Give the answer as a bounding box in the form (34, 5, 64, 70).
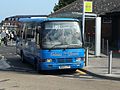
(53, 0, 76, 12)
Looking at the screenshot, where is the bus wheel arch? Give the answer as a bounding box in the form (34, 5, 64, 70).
(21, 50, 26, 63)
(34, 58, 40, 73)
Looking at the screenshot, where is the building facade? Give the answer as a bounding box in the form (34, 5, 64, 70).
(49, 0, 120, 51)
(1, 15, 48, 35)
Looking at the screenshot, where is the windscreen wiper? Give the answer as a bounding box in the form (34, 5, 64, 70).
(65, 44, 82, 48)
(49, 43, 63, 49)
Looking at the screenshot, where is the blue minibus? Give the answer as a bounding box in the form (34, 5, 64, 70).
(16, 17, 85, 71)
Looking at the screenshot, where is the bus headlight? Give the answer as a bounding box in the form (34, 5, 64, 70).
(46, 59, 52, 62)
(76, 57, 84, 61)
(76, 58, 81, 61)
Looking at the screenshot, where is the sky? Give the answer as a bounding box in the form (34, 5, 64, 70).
(0, 0, 58, 21)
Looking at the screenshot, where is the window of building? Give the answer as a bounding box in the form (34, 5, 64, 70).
(103, 17, 112, 23)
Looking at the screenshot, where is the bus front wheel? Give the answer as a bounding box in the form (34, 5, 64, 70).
(21, 53, 26, 63)
(34, 59, 40, 73)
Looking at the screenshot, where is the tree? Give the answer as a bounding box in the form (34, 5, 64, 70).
(53, 0, 76, 12)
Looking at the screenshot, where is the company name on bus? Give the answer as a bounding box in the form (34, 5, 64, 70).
(51, 53, 62, 56)
(51, 52, 79, 56)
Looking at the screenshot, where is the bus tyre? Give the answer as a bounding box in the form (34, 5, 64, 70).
(34, 60, 40, 73)
(36, 64, 41, 73)
(21, 53, 25, 63)
(36, 65, 40, 73)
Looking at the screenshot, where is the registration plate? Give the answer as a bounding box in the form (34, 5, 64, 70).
(59, 66, 71, 69)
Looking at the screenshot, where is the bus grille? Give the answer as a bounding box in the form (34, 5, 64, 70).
(57, 58, 72, 63)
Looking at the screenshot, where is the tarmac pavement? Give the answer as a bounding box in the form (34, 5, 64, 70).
(84, 51, 120, 81)
(0, 43, 120, 80)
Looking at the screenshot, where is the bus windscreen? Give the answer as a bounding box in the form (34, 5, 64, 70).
(42, 21, 82, 49)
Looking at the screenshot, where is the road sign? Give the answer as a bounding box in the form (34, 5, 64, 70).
(84, 1, 93, 12)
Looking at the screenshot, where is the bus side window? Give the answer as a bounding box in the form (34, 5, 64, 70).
(35, 26, 41, 48)
(26, 28, 34, 39)
(36, 33, 39, 44)
(25, 23, 36, 42)
(23, 30, 26, 39)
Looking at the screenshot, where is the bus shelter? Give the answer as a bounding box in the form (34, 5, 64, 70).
(49, 12, 101, 56)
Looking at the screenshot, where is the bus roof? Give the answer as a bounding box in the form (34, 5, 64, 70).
(18, 18, 79, 23)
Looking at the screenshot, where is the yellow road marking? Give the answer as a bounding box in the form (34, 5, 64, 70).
(76, 69, 87, 75)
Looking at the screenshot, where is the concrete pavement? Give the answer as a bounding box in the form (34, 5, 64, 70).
(83, 52, 120, 80)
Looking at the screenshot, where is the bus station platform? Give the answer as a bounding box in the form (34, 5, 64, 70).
(83, 51, 120, 80)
